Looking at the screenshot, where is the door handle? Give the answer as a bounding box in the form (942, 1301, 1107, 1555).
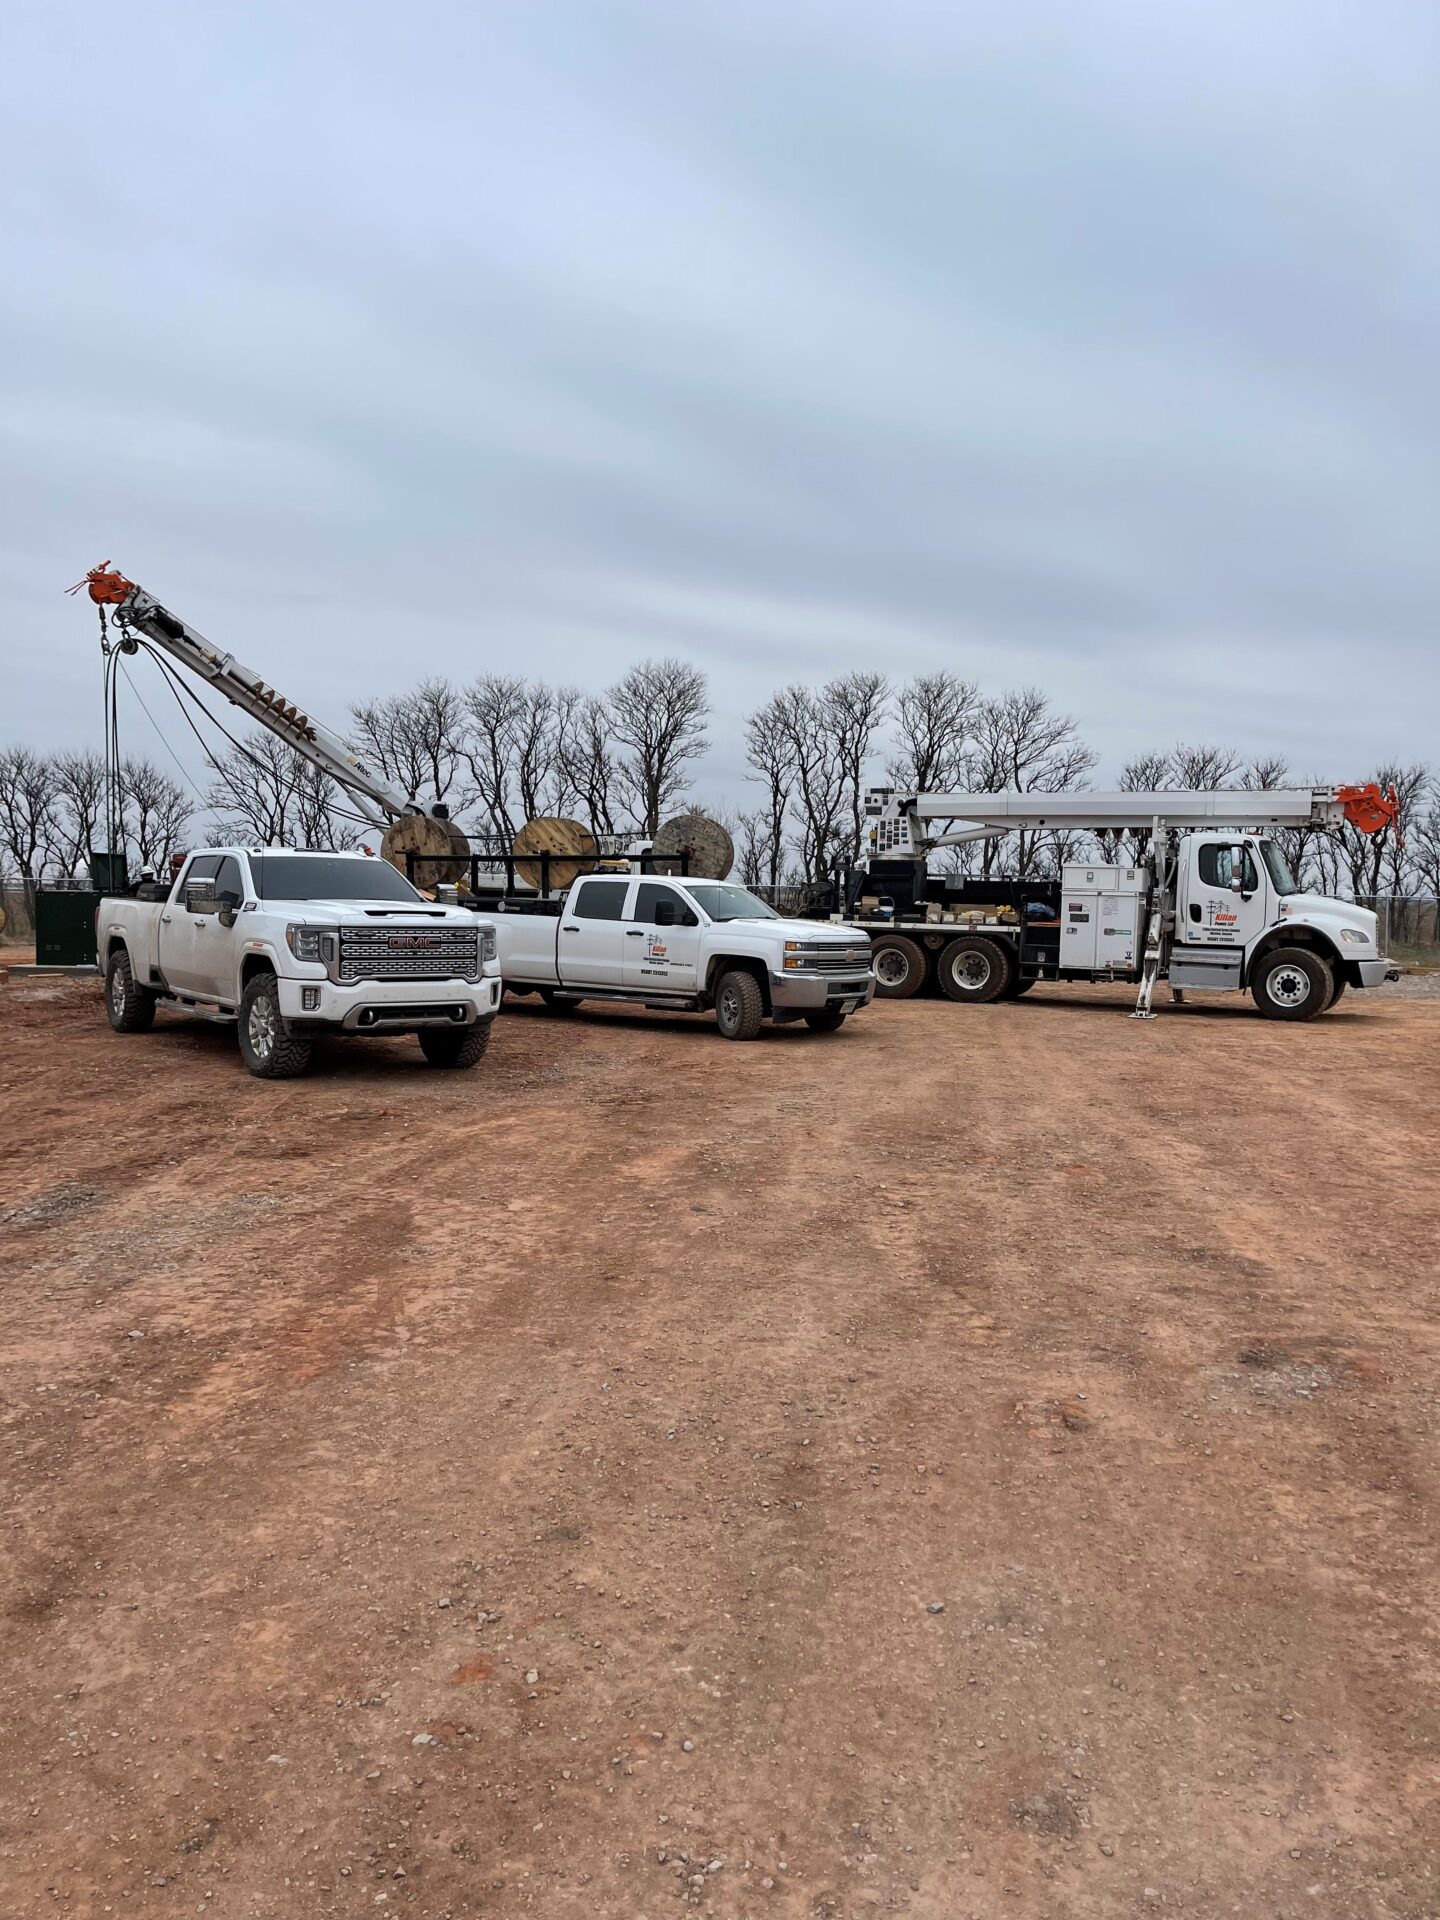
(160, 914, 172, 923)
(561, 924, 579, 932)
(625, 929, 645, 937)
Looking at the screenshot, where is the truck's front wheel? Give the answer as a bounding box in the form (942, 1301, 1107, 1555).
(936, 936, 1012, 1004)
(1251, 947, 1333, 1021)
(418, 1021, 493, 1068)
(714, 968, 764, 1040)
(105, 948, 156, 1033)
(238, 973, 313, 1078)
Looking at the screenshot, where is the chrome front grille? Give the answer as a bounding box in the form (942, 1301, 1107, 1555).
(338, 924, 480, 983)
(801, 946, 873, 974)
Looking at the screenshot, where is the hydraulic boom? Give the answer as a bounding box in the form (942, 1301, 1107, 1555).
(74, 563, 420, 829)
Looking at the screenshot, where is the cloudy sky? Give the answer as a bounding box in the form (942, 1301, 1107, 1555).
(3, 0, 1437, 809)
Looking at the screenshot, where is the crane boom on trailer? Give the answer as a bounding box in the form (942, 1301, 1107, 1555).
(819, 783, 1401, 1021)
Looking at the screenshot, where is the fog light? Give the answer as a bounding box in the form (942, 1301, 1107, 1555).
(302, 986, 321, 1011)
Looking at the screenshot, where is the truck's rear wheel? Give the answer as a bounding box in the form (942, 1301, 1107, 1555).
(937, 936, 1012, 1004)
(105, 948, 156, 1033)
(238, 972, 313, 1077)
(1251, 947, 1333, 1021)
(869, 934, 927, 999)
(419, 1020, 493, 1068)
(714, 967, 764, 1040)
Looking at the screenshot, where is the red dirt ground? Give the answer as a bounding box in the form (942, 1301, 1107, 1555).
(1, 972, 1437, 1919)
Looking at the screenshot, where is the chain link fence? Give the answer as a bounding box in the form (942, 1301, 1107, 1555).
(1373, 897, 1440, 968)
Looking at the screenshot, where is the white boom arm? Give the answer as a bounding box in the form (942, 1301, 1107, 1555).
(77, 566, 417, 828)
(865, 786, 1396, 857)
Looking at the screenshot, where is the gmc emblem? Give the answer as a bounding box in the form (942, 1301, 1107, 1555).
(389, 934, 441, 949)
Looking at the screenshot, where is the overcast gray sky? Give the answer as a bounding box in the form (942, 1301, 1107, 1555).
(3, 0, 1437, 807)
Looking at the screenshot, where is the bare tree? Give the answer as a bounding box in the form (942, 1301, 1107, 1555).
(968, 689, 1096, 874)
(51, 749, 108, 876)
(1170, 743, 1242, 790)
(1337, 763, 1427, 903)
(1241, 754, 1290, 791)
(350, 678, 470, 810)
(889, 671, 979, 792)
(824, 671, 890, 862)
(118, 758, 192, 869)
(742, 697, 796, 891)
(205, 729, 354, 850)
(0, 746, 57, 911)
(555, 693, 619, 840)
(606, 659, 709, 835)
(461, 675, 527, 838)
(762, 686, 847, 881)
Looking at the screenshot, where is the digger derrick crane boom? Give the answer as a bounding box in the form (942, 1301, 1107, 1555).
(76, 564, 418, 829)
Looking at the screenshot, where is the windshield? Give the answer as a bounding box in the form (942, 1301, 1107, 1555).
(249, 855, 424, 904)
(681, 882, 778, 922)
(1259, 840, 1299, 896)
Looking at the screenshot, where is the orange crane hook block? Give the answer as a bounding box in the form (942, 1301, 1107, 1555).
(1336, 782, 1401, 837)
(66, 563, 137, 605)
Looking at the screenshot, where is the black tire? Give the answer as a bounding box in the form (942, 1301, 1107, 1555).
(997, 972, 1037, 999)
(537, 987, 578, 1014)
(1326, 974, 1348, 1009)
(237, 972, 313, 1078)
(936, 936, 1013, 1005)
(869, 934, 928, 999)
(105, 947, 156, 1033)
(1250, 947, 1333, 1022)
(418, 1021, 493, 1068)
(803, 1009, 847, 1033)
(714, 967, 764, 1040)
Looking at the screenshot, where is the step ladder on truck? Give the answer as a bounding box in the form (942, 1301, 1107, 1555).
(840, 785, 1401, 1020)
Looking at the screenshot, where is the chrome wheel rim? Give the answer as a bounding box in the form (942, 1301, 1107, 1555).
(247, 994, 277, 1057)
(1266, 965, 1309, 1009)
(109, 966, 126, 1015)
(719, 985, 740, 1027)
(955, 951, 992, 990)
(874, 948, 911, 988)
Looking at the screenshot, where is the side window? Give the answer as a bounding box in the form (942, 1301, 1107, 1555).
(572, 879, 629, 921)
(1197, 844, 1259, 891)
(180, 853, 221, 891)
(630, 882, 695, 926)
(214, 856, 244, 904)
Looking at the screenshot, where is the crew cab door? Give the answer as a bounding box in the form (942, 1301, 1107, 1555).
(557, 877, 630, 987)
(1175, 840, 1270, 984)
(158, 853, 222, 994)
(624, 880, 702, 992)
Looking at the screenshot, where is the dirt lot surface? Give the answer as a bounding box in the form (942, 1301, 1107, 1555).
(2, 975, 1437, 1920)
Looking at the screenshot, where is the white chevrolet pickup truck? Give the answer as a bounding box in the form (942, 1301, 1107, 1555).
(97, 847, 502, 1078)
(492, 872, 875, 1038)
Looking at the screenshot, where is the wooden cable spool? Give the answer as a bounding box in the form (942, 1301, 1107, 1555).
(652, 811, 734, 882)
(380, 813, 471, 889)
(511, 816, 599, 892)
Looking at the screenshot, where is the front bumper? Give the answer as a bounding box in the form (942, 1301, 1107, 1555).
(1355, 957, 1402, 989)
(769, 969, 875, 1013)
(278, 972, 503, 1030)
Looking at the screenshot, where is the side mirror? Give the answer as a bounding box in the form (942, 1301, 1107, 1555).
(185, 877, 217, 914)
(1229, 846, 1249, 894)
(680, 908, 699, 928)
(654, 899, 678, 926)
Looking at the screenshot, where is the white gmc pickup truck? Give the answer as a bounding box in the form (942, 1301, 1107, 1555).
(97, 847, 502, 1078)
(493, 872, 875, 1038)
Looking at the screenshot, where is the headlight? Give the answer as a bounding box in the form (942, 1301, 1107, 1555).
(286, 924, 336, 964)
(784, 940, 801, 952)
(481, 926, 497, 963)
(1339, 928, 1370, 944)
